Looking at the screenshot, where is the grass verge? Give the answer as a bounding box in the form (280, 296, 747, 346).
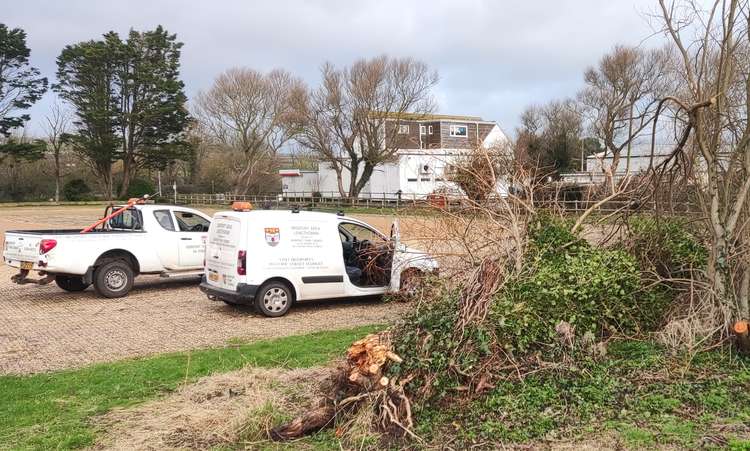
(0, 324, 381, 450)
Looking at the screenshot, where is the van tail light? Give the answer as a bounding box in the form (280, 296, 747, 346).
(237, 250, 247, 275)
(39, 239, 57, 254)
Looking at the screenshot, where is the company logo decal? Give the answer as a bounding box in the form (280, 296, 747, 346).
(264, 227, 280, 246)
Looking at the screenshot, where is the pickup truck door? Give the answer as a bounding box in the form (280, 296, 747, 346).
(172, 209, 210, 268)
(151, 209, 181, 269)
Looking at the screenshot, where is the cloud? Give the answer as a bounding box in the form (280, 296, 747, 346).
(5, 0, 662, 136)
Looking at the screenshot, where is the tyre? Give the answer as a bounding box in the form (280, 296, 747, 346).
(55, 275, 90, 292)
(255, 281, 293, 317)
(93, 260, 134, 298)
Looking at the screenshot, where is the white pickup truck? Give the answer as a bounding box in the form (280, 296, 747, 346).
(2, 204, 212, 298)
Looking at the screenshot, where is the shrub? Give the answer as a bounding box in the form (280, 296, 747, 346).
(491, 217, 670, 353)
(390, 289, 491, 401)
(495, 247, 663, 353)
(626, 216, 707, 279)
(118, 178, 155, 198)
(62, 179, 92, 201)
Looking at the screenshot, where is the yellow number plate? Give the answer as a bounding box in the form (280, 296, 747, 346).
(20, 261, 33, 270)
(209, 273, 219, 282)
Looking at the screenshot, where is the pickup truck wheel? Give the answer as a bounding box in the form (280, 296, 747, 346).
(255, 282, 293, 317)
(55, 275, 90, 292)
(93, 260, 134, 298)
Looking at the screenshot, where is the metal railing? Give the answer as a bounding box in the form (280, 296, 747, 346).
(169, 192, 699, 215)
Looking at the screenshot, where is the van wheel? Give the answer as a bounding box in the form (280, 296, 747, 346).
(93, 260, 134, 298)
(255, 282, 293, 317)
(55, 275, 90, 292)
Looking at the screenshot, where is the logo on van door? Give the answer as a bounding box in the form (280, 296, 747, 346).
(264, 227, 280, 246)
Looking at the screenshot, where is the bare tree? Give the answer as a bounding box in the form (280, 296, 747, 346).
(43, 100, 71, 202)
(579, 45, 672, 193)
(295, 56, 438, 198)
(515, 99, 586, 177)
(654, 0, 750, 323)
(193, 68, 304, 194)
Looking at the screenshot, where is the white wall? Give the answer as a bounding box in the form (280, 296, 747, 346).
(280, 171, 319, 195)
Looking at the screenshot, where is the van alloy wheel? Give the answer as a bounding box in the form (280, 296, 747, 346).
(263, 287, 288, 312)
(255, 281, 293, 317)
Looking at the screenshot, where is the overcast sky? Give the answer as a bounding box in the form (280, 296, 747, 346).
(6, 0, 665, 137)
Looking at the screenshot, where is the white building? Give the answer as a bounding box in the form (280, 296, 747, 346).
(280, 114, 509, 199)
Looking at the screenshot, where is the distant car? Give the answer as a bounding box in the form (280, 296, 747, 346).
(2, 204, 212, 298)
(199, 203, 437, 317)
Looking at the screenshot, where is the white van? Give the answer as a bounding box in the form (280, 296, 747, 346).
(199, 205, 437, 317)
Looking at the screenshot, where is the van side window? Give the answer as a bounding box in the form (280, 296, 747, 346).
(174, 210, 210, 232)
(339, 223, 385, 242)
(153, 210, 175, 231)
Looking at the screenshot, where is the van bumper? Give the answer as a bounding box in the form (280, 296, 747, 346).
(199, 276, 259, 305)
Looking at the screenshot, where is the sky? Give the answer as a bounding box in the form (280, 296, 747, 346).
(5, 0, 666, 137)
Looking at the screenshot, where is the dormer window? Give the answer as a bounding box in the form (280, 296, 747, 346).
(449, 124, 468, 137)
(398, 124, 409, 134)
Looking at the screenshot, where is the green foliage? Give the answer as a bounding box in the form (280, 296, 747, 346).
(0, 23, 48, 136)
(0, 325, 380, 450)
(626, 216, 707, 278)
(117, 177, 154, 198)
(0, 138, 46, 163)
(54, 25, 191, 197)
(63, 178, 92, 201)
(495, 216, 668, 353)
(526, 214, 588, 259)
(391, 216, 671, 407)
(426, 341, 750, 448)
(390, 291, 492, 401)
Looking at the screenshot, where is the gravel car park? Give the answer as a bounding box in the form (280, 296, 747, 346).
(0, 206, 406, 375)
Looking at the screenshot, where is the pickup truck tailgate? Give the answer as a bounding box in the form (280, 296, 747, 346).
(3, 233, 42, 262)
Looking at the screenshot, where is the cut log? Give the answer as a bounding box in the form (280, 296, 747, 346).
(733, 321, 750, 355)
(270, 404, 336, 441)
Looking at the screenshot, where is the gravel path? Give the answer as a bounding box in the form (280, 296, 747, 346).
(0, 206, 405, 375)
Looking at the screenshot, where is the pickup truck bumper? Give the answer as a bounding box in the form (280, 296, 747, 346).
(199, 276, 258, 305)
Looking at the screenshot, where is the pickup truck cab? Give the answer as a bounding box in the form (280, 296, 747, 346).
(199, 204, 437, 317)
(2, 204, 212, 298)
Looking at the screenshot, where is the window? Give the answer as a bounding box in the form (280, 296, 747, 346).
(109, 208, 142, 230)
(419, 125, 427, 135)
(339, 222, 386, 242)
(428, 125, 433, 135)
(407, 178, 418, 182)
(449, 124, 468, 137)
(397, 124, 409, 134)
(174, 210, 210, 232)
(153, 210, 175, 231)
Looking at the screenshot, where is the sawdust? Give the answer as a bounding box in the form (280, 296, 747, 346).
(90, 366, 331, 450)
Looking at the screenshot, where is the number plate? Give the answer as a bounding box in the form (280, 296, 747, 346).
(20, 261, 34, 270)
(209, 273, 219, 282)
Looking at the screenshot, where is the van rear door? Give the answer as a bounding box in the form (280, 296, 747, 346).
(205, 215, 242, 291)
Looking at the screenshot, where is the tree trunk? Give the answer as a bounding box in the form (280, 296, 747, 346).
(54, 152, 61, 203)
(353, 162, 375, 198)
(118, 157, 133, 199)
(739, 265, 749, 320)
